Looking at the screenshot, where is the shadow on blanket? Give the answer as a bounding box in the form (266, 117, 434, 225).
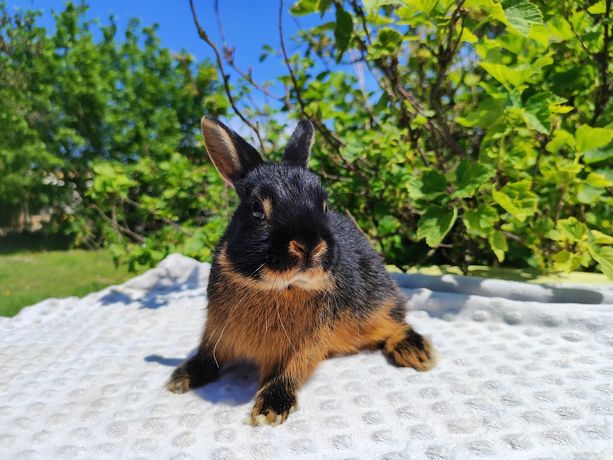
(145, 353, 258, 406)
(97, 265, 204, 309)
(393, 273, 605, 304)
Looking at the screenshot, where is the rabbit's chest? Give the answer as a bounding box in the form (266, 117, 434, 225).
(207, 285, 324, 362)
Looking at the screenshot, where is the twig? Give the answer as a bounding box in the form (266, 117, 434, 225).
(278, 0, 344, 152)
(567, 7, 595, 57)
(428, 0, 466, 160)
(122, 198, 194, 236)
(592, 0, 612, 124)
(188, 0, 266, 153)
(90, 204, 145, 244)
(214, 0, 282, 100)
(278, 0, 371, 180)
(350, 0, 372, 45)
(502, 231, 524, 244)
(349, 2, 463, 161)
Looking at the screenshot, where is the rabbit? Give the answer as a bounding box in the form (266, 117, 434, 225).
(166, 117, 437, 426)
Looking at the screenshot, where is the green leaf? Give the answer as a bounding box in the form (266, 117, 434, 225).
(556, 217, 587, 242)
(367, 27, 402, 59)
(479, 62, 534, 90)
(577, 184, 604, 204)
(451, 160, 494, 198)
(587, 1, 607, 14)
(587, 245, 613, 280)
(575, 125, 613, 153)
(591, 230, 613, 245)
(319, 0, 332, 16)
(489, 231, 508, 262)
(334, 6, 353, 57)
(290, 0, 320, 16)
(584, 144, 613, 164)
(522, 93, 551, 134)
(492, 180, 538, 222)
(417, 206, 458, 247)
(363, 0, 403, 14)
(586, 172, 613, 187)
(379, 214, 401, 234)
(464, 205, 498, 237)
(502, 0, 543, 36)
(552, 250, 582, 272)
(456, 96, 506, 128)
(546, 129, 575, 153)
(420, 169, 447, 197)
(522, 110, 548, 134)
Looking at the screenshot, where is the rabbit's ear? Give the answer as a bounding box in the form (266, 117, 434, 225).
(200, 117, 263, 186)
(282, 120, 314, 168)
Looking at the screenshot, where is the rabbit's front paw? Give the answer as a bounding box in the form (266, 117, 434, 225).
(385, 327, 437, 372)
(166, 354, 219, 394)
(250, 378, 297, 426)
(166, 365, 193, 393)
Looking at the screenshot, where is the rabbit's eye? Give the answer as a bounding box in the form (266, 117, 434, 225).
(251, 201, 265, 220)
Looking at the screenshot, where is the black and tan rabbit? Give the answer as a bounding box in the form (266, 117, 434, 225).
(167, 117, 436, 425)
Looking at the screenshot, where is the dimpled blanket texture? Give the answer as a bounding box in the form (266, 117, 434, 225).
(1, 255, 612, 460)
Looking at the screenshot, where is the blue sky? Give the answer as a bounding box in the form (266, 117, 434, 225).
(8, 0, 329, 95)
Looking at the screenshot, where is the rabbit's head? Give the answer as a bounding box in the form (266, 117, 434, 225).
(201, 117, 335, 291)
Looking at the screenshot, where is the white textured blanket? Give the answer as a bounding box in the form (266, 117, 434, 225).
(1, 254, 612, 459)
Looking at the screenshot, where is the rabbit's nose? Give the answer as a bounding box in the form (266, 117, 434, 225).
(289, 239, 327, 265)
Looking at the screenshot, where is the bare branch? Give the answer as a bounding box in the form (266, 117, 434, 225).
(90, 204, 145, 244)
(214, 0, 282, 100)
(348, 0, 463, 162)
(428, 0, 466, 160)
(278, 0, 345, 152)
(278, 0, 372, 180)
(592, 0, 612, 124)
(188, 0, 266, 153)
(122, 198, 194, 236)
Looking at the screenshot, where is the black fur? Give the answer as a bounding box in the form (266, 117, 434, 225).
(206, 118, 405, 321)
(282, 120, 314, 167)
(255, 376, 296, 416)
(395, 329, 428, 362)
(169, 345, 219, 389)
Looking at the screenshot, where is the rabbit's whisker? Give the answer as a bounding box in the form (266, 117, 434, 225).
(249, 263, 265, 278)
(212, 291, 246, 368)
(276, 302, 297, 354)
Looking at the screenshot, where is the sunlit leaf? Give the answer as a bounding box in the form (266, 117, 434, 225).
(492, 180, 538, 222)
(417, 206, 458, 247)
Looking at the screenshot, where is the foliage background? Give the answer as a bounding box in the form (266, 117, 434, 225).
(1, 0, 612, 277)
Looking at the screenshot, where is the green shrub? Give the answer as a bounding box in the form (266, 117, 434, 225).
(0, 2, 229, 267)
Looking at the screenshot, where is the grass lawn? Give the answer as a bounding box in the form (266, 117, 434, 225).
(0, 250, 141, 317)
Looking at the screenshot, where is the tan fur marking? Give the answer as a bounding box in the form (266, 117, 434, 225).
(166, 374, 191, 394)
(261, 197, 273, 218)
(288, 240, 305, 260)
(384, 325, 410, 351)
(324, 299, 400, 356)
(311, 240, 328, 261)
(385, 330, 436, 372)
(200, 117, 240, 186)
